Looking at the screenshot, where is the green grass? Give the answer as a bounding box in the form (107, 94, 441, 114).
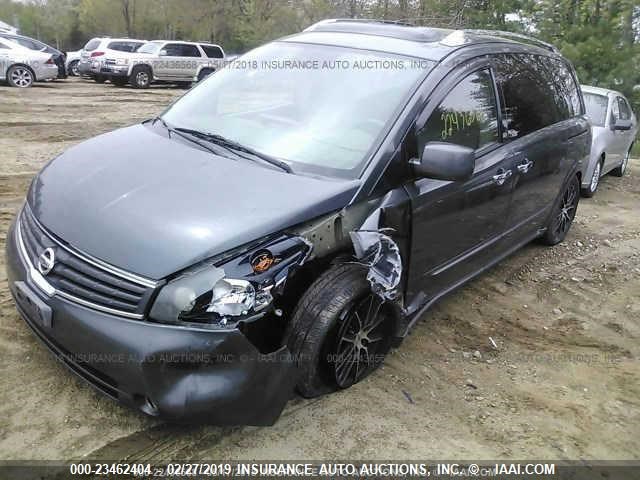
(632, 140, 640, 157)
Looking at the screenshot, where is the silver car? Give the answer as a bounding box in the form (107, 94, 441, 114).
(101, 40, 225, 88)
(0, 37, 59, 87)
(581, 85, 638, 196)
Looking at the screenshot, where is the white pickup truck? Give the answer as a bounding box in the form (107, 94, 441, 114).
(100, 40, 225, 88)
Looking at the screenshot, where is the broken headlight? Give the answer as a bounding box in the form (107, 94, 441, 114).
(149, 267, 273, 325)
(149, 235, 311, 326)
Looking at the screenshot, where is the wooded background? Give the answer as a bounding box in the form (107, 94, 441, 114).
(1, 0, 639, 114)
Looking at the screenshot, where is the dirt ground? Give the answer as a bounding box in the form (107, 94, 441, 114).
(0, 78, 638, 462)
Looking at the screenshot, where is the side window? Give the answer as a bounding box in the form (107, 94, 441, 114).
(417, 69, 499, 152)
(163, 43, 183, 56)
(201, 45, 224, 58)
(494, 54, 563, 140)
(617, 97, 631, 120)
(180, 44, 201, 57)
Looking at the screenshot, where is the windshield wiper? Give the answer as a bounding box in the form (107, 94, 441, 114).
(149, 117, 229, 158)
(173, 127, 293, 174)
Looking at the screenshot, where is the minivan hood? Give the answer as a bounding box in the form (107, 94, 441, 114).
(28, 124, 359, 279)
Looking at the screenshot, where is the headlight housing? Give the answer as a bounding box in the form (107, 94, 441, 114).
(149, 235, 311, 327)
(115, 58, 129, 66)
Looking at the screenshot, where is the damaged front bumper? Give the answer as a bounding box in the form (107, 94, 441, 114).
(5, 217, 297, 425)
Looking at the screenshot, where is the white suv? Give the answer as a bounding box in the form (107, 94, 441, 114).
(101, 40, 225, 88)
(77, 37, 147, 81)
(0, 37, 59, 87)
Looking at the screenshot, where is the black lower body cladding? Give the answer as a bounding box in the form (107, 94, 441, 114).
(5, 217, 297, 425)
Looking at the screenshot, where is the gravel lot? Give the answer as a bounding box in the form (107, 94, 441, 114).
(1, 78, 639, 461)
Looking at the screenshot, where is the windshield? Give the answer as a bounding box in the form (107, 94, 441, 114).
(162, 42, 431, 178)
(583, 92, 609, 127)
(137, 42, 161, 54)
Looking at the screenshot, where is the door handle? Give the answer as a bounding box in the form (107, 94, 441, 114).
(517, 158, 534, 174)
(492, 169, 512, 186)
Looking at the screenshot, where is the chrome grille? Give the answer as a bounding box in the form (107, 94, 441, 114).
(18, 206, 157, 318)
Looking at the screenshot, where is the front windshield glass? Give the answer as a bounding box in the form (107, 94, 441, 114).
(137, 42, 161, 54)
(162, 42, 431, 178)
(583, 92, 609, 127)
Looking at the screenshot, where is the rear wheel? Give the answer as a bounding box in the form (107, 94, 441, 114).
(287, 264, 394, 398)
(130, 66, 151, 89)
(540, 175, 580, 246)
(581, 157, 602, 198)
(7, 65, 34, 88)
(611, 147, 631, 177)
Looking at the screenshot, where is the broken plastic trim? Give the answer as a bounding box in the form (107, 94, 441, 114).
(349, 229, 402, 300)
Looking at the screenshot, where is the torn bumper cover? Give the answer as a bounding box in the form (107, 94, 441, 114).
(5, 218, 297, 425)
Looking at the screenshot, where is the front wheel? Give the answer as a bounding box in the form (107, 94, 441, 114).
(287, 264, 394, 398)
(540, 175, 580, 246)
(581, 158, 602, 198)
(130, 66, 151, 89)
(68, 60, 79, 76)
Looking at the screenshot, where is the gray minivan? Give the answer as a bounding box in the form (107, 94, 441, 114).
(6, 20, 590, 425)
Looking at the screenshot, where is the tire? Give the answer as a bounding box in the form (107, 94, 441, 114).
(111, 77, 128, 87)
(197, 68, 214, 82)
(287, 264, 394, 398)
(581, 157, 602, 198)
(68, 60, 79, 76)
(7, 65, 34, 88)
(93, 74, 106, 84)
(611, 146, 631, 177)
(540, 175, 580, 246)
(130, 66, 152, 89)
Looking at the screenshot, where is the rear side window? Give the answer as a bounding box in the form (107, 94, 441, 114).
(418, 69, 499, 151)
(163, 43, 201, 57)
(200, 45, 224, 58)
(494, 54, 565, 140)
(84, 39, 101, 51)
(9, 36, 43, 50)
(548, 58, 582, 118)
(583, 93, 609, 127)
(617, 97, 631, 120)
(107, 41, 142, 52)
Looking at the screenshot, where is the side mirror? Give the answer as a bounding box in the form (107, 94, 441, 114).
(411, 142, 475, 181)
(613, 118, 632, 131)
(159, 49, 168, 56)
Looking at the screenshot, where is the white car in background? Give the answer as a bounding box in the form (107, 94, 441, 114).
(581, 85, 638, 197)
(0, 37, 59, 87)
(77, 37, 146, 82)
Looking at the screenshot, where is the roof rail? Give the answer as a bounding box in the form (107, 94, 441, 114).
(304, 18, 413, 31)
(464, 29, 560, 53)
